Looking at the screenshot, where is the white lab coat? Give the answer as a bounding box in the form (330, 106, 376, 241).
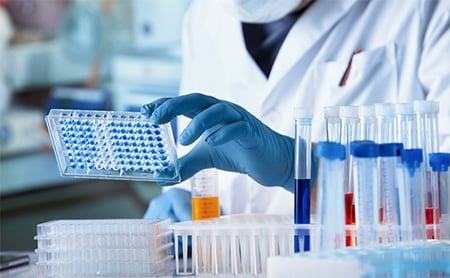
(174, 0, 450, 216)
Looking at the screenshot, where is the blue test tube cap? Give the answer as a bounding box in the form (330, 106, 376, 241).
(350, 140, 380, 158)
(379, 143, 403, 157)
(401, 148, 423, 170)
(316, 141, 346, 160)
(429, 152, 450, 172)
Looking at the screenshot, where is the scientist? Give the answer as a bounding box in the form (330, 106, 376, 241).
(143, 0, 450, 222)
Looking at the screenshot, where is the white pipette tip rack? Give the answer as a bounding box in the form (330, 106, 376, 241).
(45, 109, 180, 183)
(34, 219, 174, 277)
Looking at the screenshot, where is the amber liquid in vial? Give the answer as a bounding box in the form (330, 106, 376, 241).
(191, 169, 220, 220)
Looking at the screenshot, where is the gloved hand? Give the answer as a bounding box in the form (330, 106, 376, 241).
(141, 93, 295, 191)
(144, 188, 192, 222)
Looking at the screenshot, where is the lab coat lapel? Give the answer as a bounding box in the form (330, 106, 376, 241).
(205, 8, 268, 115)
(266, 1, 359, 95)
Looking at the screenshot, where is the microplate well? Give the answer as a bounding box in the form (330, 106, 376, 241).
(45, 109, 180, 182)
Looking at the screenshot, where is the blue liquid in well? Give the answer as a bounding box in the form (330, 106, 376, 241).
(294, 178, 311, 252)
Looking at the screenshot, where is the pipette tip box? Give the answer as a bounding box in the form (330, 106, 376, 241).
(45, 109, 181, 183)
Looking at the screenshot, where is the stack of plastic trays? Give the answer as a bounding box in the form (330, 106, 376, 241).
(45, 109, 181, 183)
(171, 214, 302, 277)
(267, 240, 450, 277)
(34, 219, 174, 277)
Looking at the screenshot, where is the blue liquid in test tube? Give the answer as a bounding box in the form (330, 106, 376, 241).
(294, 108, 312, 252)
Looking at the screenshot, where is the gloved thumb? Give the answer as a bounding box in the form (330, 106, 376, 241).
(178, 142, 214, 183)
(155, 142, 213, 186)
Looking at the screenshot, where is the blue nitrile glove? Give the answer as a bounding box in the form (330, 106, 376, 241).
(141, 93, 296, 191)
(144, 188, 192, 223)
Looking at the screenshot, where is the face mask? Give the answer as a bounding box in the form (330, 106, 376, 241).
(220, 0, 304, 23)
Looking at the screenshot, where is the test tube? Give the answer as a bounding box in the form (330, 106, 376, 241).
(339, 106, 360, 239)
(395, 102, 418, 149)
(378, 143, 403, 243)
(191, 169, 220, 220)
(350, 141, 380, 248)
(399, 149, 426, 241)
(414, 100, 440, 233)
(374, 103, 396, 144)
(428, 152, 450, 240)
(294, 107, 312, 252)
(314, 141, 346, 251)
(324, 106, 341, 143)
(358, 104, 377, 141)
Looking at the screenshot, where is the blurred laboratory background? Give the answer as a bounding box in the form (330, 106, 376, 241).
(0, 0, 190, 251)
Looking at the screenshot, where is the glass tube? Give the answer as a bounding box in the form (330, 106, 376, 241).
(359, 104, 377, 142)
(350, 141, 380, 248)
(374, 103, 396, 144)
(339, 106, 360, 232)
(399, 149, 426, 241)
(324, 106, 341, 143)
(428, 152, 450, 240)
(315, 141, 346, 251)
(414, 100, 440, 236)
(294, 107, 312, 252)
(378, 143, 403, 243)
(395, 103, 418, 149)
(191, 169, 220, 220)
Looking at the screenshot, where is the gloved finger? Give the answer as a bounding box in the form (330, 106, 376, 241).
(150, 93, 219, 124)
(177, 143, 214, 182)
(204, 120, 253, 146)
(180, 102, 242, 145)
(140, 97, 172, 118)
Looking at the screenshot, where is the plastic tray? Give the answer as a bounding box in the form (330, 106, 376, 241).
(35, 243, 173, 263)
(45, 109, 180, 182)
(36, 219, 171, 237)
(35, 231, 172, 250)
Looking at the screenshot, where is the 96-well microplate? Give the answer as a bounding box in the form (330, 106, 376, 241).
(45, 109, 180, 182)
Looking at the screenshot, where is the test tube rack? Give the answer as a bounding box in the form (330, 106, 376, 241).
(34, 219, 174, 277)
(171, 214, 316, 277)
(45, 109, 180, 182)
